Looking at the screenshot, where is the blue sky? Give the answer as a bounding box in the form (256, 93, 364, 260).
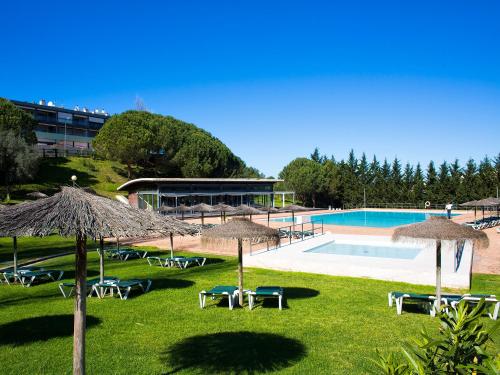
(1, 1, 499, 176)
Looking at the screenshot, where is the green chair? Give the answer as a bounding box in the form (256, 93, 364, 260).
(58, 276, 120, 298)
(247, 286, 284, 310)
(388, 291, 461, 316)
(93, 279, 152, 300)
(199, 286, 239, 310)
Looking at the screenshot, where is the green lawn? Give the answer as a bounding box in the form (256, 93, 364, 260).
(6, 156, 128, 202)
(0, 245, 498, 374)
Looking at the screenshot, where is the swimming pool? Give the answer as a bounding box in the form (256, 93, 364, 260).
(272, 210, 458, 228)
(305, 241, 422, 259)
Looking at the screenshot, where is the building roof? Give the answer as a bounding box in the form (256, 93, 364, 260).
(117, 178, 283, 191)
(11, 99, 109, 118)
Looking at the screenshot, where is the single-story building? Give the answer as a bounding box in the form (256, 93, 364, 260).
(117, 178, 294, 210)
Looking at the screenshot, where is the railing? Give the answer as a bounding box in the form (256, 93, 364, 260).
(38, 148, 94, 158)
(343, 202, 462, 210)
(249, 219, 324, 255)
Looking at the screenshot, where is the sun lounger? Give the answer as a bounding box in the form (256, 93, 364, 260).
(1, 266, 44, 284)
(58, 276, 120, 298)
(147, 255, 187, 267)
(199, 285, 239, 310)
(92, 279, 152, 300)
(450, 294, 499, 320)
(388, 291, 461, 316)
(247, 286, 284, 310)
(9, 269, 64, 287)
(172, 257, 207, 269)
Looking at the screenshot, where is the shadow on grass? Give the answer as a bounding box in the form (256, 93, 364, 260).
(161, 331, 306, 374)
(152, 278, 195, 290)
(0, 314, 101, 346)
(284, 287, 320, 299)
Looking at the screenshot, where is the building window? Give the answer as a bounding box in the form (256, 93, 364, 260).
(57, 112, 73, 124)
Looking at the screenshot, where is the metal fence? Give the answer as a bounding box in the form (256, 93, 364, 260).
(37, 148, 94, 158)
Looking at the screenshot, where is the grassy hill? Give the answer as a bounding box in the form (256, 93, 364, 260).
(11, 157, 129, 201)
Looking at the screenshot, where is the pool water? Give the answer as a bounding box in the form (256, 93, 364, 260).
(272, 210, 458, 228)
(306, 241, 422, 259)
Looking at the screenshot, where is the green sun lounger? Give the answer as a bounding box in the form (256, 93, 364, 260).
(59, 276, 120, 298)
(199, 286, 239, 310)
(12, 269, 64, 287)
(172, 257, 207, 269)
(388, 291, 461, 316)
(247, 286, 284, 310)
(1, 266, 44, 284)
(147, 256, 187, 267)
(92, 279, 152, 300)
(450, 294, 499, 320)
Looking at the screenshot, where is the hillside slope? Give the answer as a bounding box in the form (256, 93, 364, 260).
(13, 157, 128, 200)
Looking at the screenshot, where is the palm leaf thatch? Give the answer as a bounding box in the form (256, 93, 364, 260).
(212, 203, 236, 223)
(203, 218, 279, 306)
(232, 205, 264, 221)
(392, 216, 488, 308)
(259, 206, 280, 226)
(459, 200, 479, 207)
(27, 191, 48, 199)
(159, 205, 176, 213)
(190, 203, 216, 225)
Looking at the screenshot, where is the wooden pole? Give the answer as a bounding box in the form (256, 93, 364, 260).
(13, 236, 17, 275)
(238, 238, 243, 306)
(435, 240, 442, 312)
(267, 211, 270, 226)
(99, 237, 104, 283)
(169, 232, 174, 258)
(201, 212, 205, 225)
(73, 233, 87, 375)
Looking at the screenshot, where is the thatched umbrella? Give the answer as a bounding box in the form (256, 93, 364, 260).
(203, 218, 279, 306)
(259, 206, 280, 226)
(190, 203, 215, 225)
(159, 205, 176, 213)
(393, 216, 488, 309)
(278, 204, 310, 229)
(27, 191, 48, 199)
(459, 200, 479, 222)
(176, 204, 192, 220)
(0, 187, 165, 375)
(141, 208, 200, 258)
(213, 203, 236, 223)
(233, 205, 264, 221)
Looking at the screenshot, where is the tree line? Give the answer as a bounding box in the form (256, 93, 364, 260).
(278, 148, 500, 208)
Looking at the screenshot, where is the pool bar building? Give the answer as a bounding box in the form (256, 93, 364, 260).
(118, 178, 285, 210)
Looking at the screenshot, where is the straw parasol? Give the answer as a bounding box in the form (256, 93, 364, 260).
(176, 203, 192, 220)
(259, 206, 280, 226)
(26, 191, 48, 199)
(212, 203, 236, 223)
(0, 186, 181, 375)
(203, 218, 280, 306)
(190, 203, 216, 225)
(392, 216, 488, 308)
(159, 205, 176, 213)
(460, 197, 500, 221)
(233, 205, 264, 221)
(278, 204, 310, 229)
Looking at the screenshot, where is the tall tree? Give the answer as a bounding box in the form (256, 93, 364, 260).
(412, 163, 425, 204)
(477, 156, 496, 198)
(459, 159, 478, 201)
(0, 131, 38, 201)
(279, 158, 323, 207)
(402, 162, 414, 202)
(0, 98, 37, 145)
(390, 157, 403, 202)
(437, 162, 451, 203)
(425, 161, 438, 202)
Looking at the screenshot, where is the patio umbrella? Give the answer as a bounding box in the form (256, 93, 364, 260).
(233, 205, 264, 221)
(190, 203, 216, 225)
(213, 203, 236, 223)
(459, 200, 479, 222)
(259, 206, 279, 226)
(203, 218, 279, 306)
(27, 191, 48, 199)
(159, 205, 176, 213)
(474, 197, 500, 219)
(0, 186, 169, 375)
(392, 216, 488, 309)
(278, 204, 310, 230)
(177, 204, 191, 220)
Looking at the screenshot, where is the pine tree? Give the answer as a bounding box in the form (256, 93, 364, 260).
(380, 159, 391, 202)
(413, 163, 425, 204)
(390, 157, 403, 202)
(459, 159, 478, 201)
(449, 159, 462, 202)
(437, 162, 451, 203)
(477, 156, 496, 198)
(403, 162, 414, 202)
(426, 161, 438, 203)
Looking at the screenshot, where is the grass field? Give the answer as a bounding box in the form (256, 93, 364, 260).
(7, 156, 129, 202)
(0, 242, 499, 374)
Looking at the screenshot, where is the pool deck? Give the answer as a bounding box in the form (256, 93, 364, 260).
(132, 208, 499, 275)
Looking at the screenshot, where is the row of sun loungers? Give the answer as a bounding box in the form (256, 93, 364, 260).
(147, 255, 206, 268)
(278, 229, 314, 239)
(101, 248, 148, 261)
(388, 291, 499, 320)
(199, 285, 284, 310)
(1, 266, 64, 287)
(59, 277, 151, 300)
(464, 217, 500, 230)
